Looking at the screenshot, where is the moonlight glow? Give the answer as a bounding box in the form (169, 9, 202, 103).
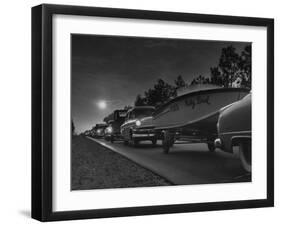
(97, 100, 107, 109)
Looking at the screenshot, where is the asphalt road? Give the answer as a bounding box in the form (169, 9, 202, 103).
(87, 137, 251, 185)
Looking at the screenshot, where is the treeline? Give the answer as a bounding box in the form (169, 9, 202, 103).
(135, 45, 251, 108)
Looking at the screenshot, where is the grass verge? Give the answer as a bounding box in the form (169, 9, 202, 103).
(71, 135, 171, 190)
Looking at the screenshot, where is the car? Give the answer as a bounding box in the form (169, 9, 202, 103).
(84, 130, 91, 136)
(121, 106, 157, 146)
(104, 110, 127, 143)
(92, 123, 107, 138)
(86, 128, 95, 137)
(215, 93, 252, 172)
(104, 121, 113, 141)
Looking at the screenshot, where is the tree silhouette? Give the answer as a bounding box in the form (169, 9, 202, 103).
(134, 94, 147, 106)
(146, 79, 176, 107)
(134, 79, 176, 107)
(190, 75, 211, 85)
(210, 67, 223, 86)
(239, 45, 251, 88)
(174, 75, 186, 88)
(123, 105, 133, 111)
(210, 45, 251, 89)
(218, 45, 240, 87)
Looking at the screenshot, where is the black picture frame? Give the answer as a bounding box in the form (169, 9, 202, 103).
(32, 4, 274, 222)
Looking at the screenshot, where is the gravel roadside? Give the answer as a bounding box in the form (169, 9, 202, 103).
(71, 135, 172, 190)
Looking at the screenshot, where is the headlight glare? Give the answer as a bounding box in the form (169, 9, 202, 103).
(108, 127, 113, 133)
(136, 120, 141, 126)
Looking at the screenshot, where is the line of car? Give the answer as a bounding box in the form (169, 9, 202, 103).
(84, 87, 251, 173)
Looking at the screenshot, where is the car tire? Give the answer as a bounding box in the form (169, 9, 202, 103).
(123, 140, 128, 145)
(129, 138, 138, 147)
(170, 137, 175, 147)
(162, 130, 173, 154)
(110, 136, 114, 143)
(129, 131, 138, 147)
(207, 143, 216, 152)
(151, 138, 157, 146)
(239, 140, 251, 173)
(133, 139, 139, 146)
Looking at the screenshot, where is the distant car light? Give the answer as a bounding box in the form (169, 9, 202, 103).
(136, 120, 141, 126)
(97, 129, 102, 134)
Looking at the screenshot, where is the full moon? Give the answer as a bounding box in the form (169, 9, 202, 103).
(97, 100, 107, 109)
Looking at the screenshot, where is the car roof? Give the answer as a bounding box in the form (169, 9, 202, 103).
(114, 109, 127, 113)
(95, 123, 107, 127)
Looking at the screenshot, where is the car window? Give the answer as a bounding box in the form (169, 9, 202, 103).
(130, 111, 136, 119)
(134, 108, 154, 118)
(125, 112, 130, 121)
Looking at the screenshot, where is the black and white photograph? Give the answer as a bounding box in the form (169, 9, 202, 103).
(71, 34, 252, 191)
(30, 3, 274, 222)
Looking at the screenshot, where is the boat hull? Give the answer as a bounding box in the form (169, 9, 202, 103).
(153, 88, 250, 134)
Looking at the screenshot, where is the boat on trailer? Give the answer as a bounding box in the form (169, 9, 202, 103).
(152, 84, 250, 153)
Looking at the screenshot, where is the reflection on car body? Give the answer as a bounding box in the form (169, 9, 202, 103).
(215, 93, 252, 172)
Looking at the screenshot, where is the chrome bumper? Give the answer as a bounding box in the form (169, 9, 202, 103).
(132, 133, 155, 138)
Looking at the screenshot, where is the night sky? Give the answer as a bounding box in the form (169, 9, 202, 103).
(71, 34, 249, 133)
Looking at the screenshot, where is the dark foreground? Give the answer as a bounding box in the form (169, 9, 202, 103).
(71, 136, 171, 190)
